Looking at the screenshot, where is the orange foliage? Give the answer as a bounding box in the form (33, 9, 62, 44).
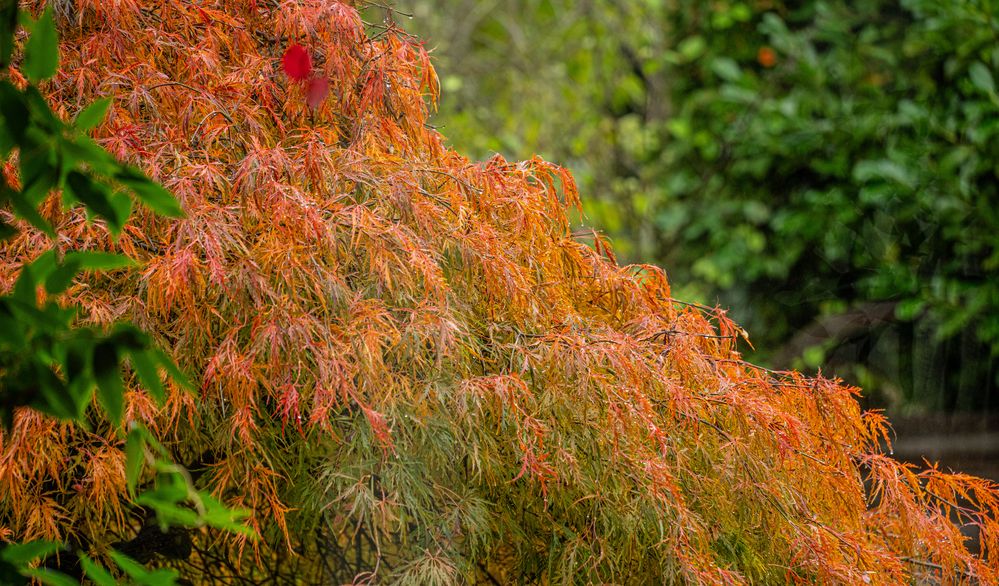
(1, 1, 997, 583)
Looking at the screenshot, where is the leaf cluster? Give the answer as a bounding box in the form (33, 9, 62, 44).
(0, 5, 250, 583)
(0, 6, 184, 426)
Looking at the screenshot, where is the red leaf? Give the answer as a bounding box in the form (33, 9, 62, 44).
(282, 44, 312, 81)
(306, 76, 329, 109)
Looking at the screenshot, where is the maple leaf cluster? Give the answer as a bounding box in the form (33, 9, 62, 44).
(0, 1, 997, 583)
(282, 43, 330, 109)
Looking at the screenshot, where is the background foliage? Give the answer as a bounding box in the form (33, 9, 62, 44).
(399, 0, 999, 414)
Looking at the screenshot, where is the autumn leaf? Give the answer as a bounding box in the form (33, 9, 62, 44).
(305, 76, 329, 109)
(282, 44, 311, 81)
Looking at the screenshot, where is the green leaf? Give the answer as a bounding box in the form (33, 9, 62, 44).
(0, 540, 62, 565)
(108, 324, 149, 351)
(27, 249, 58, 281)
(146, 470, 189, 501)
(0, 310, 26, 346)
(152, 349, 195, 393)
(63, 341, 95, 410)
(23, 568, 79, 586)
(65, 171, 123, 232)
(130, 349, 165, 403)
(43, 250, 136, 295)
(109, 191, 134, 226)
(44, 257, 82, 295)
(24, 86, 63, 133)
(0, 0, 17, 68)
(78, 554, 117, 586)
(33, 364, 80, 421)
(139, 499, 202, 530)
(139, 498, 201, 528)
(138, 568, 180, 586)
(897, 297, 927, 320)
(12, 257, 38, 304)
(115, 167, 184, 217)
(92, 340, 124, 422)
(969, 61, 996, 95)
(109, 551, 147, 579)
(0, 81, 29, 141)
(852, 159, 916, 189)
(0, 125, 13, 160)
(802, 345, 826, 369)
(711, 57, 742, 82)
(125, 425, 146, 495)
(677, 35, 706, 61)
(0, 219, 16, 240)
(65, 251, 137, 271)
(74, 98, 112, 132)
(0, 559, 28, 586)
(109, 550, 179, 585)
(61, 136, 116, 174)
(138, 429, 171, 460)
(199, 493, 256, 537)
(23, 8, 59, 83)
(7, 188, 55, 237)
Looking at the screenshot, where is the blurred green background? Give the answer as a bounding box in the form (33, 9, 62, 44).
(391, 0, 999, 419)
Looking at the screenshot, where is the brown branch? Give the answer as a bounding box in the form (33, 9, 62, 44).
(647, 329, 737, 341)
(148, 82, 235, 124)
(414, 168, 483, 194)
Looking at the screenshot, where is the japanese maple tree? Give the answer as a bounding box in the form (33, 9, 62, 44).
(1, 1, 997, 583)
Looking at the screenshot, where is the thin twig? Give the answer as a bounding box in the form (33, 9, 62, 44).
(414, 168, 483, 194)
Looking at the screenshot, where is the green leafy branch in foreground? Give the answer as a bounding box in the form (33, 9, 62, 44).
(0, 4, 252, 584)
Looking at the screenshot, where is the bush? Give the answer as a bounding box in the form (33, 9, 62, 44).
(1, 1, 998, 583)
